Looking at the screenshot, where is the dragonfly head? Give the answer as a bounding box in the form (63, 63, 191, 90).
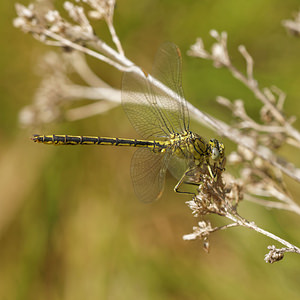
(209, 139, 225, 161)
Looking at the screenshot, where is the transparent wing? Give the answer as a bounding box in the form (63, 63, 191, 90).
(167, 155, 189, 181)
(151, 42, 189, 133)
(122, 71, 171, 139)
(122, 42, 189, 139)
(131, 148, 171, 203)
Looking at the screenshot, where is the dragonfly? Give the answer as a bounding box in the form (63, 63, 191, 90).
(32, 42, 225, 203)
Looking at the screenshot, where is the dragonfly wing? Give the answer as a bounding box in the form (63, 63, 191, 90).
(122, 70, 171, 139)
(167, 155, 189, 181)
(131, 148, 171, 203)
(122, 42, 189, 139)
(151, 42, 190, 133)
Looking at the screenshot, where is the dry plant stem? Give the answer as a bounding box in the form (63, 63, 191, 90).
(188, 34, 300, 183)
(43, 30, 133, 71)
(245, 193, 300, 214)
(234, 47, 285, 124)
(43, 30, 183, 105)
(70, 52, 112, 87)
(282, 11, 300, 36)
(287, 137, 300, 148)
(224, 212, 300, 254)
(64, 85, 120, 101)
(226, 60, 300, 143)
(188, 105, 300, 183)
(217, 96, 294, 134)
(210, 222, 240, 232)
(66, 101, 119, 121)
(106, 19, 124, 56)
(186, 165, 300, 261)
(38, 29, 184, 103)
(229, 46, 300, 144)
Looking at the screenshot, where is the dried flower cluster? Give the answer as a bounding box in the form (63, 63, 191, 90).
(14, 1, 125, 126)
(14, 1, 300, 263)
(186, 30, 300, 261)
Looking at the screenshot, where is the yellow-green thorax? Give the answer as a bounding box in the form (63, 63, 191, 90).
(161, 130, 225, 166)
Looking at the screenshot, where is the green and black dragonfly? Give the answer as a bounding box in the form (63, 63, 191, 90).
(33, 42, 225, 202)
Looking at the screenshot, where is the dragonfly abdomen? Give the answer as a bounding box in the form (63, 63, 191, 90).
(32, 134, 166, 150)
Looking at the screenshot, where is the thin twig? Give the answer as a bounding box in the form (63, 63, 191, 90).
(188, 104, 300, 183)
(65, 101, 118, 121)
(225, 212, 300, 253)
(244, 193, 300, 213)
(43, 30, 132, 71)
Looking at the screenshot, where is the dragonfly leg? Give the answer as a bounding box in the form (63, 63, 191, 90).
(174, 168, 198, 196)
(207, 164, 215, 179)
(208, 159, 226, 181)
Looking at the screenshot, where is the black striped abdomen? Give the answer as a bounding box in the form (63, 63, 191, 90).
(32, 134, 166, 150)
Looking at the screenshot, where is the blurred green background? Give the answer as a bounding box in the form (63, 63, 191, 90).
(1, 0, 300, 299)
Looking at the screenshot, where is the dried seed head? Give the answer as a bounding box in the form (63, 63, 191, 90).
(264, 246, 284, 263)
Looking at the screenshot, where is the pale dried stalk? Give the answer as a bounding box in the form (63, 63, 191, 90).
(188, 32, 300, 185)
(66, 100, 119, 121)
(184, 166, 300, 263)
(231, 46, 300, 143)
(245, 194, 300, 214)
(226, 213, 300, 263)
(282, 10, 300, 36)
(190, 107, 300, 183)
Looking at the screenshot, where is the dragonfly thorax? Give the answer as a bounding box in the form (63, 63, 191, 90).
(170, 131, 206, 163)
(170, 132, 225, 166)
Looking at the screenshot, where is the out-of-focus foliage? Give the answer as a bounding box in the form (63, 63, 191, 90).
(1, 0, 300, 299)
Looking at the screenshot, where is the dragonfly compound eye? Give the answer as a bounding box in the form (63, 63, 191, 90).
(211, 147, 220, 160)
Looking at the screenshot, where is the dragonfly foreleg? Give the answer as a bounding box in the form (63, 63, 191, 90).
(174, 167, 199, 196)
(207, 158, 226, 181)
